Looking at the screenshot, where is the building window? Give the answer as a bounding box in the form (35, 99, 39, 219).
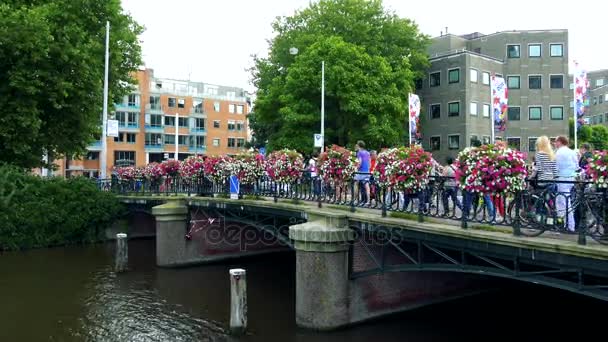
(550, 44, 563, 57)
(600, 96, 604, 104)
(483, 104, 490, 118)
(193, 99, 204, 113)
(149, 114, 162, 127)
(507, 76, 520, 89)
(149, 96, 161, 110)
(213, 138, 220, 147)
(213, 120, 220, 128)
(178, 135, 188, 145)
(605, 113, 608, 122)
(528, 138, 537, 152)
(178, 98, 185, 108)
(214, 101, 220, 112)
(470, 102, 478, 116)
(448, 102, 460, 117)
(86, 152, 99, 160)
(507, 107, 520, 121)
(114, 151, 135, 167)
(114, 132, 124, 143)
(126, 112, 137, 128)
(228, 121, 236, 131)
(529, 107, 542, 120)
(507, 44, 520, 58)
(165, 116, 175, 126)
(145, 133, 163, 146)
(178, 117, 188, 127)
(164, 135, 175, 145)
(429, 72, 441, 87)
(190, 136, 206, 149)
(194, 118, 205, 131)
(482, 72, 490, 85)
(236, 121, 244, 131)
(448, 135, 460, 150)
(529, 75, 542, 89)
(227, 137, 236, 148)
(168, 97, 176, 108)
(470, 135, 479, 147)
(507, 137, 521, 150)
(237, 138, 245, 148)
(593, 97, 597, 105)
(430, 136, 440, 151)
(126, 133, 136, 144)
(528, 44, 541, 57)
(448, 68, 460, 84)
(550, 106, 564, 120)
(597, 79, 605, 87)
(128, 94, 140, 107)
(550, 75, 563, 89)
(430, 104, 441, 119)
(237, 105, 244, 114)
(229, 104, 236, 113)
(470, 69, 478, 83)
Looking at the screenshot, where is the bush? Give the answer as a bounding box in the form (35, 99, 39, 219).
(0, 166, 124, 250)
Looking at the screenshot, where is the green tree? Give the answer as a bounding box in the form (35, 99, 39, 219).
(250, 0, 429, 153)
(0, 0, 142, 168)
(568, 118, 607, 150)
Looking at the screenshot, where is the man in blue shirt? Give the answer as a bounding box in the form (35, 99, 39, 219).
(355, 141, 371, 205)
(554, 136, 578, 232)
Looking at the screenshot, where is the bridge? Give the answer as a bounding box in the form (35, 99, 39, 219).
(116, 182, 608, 330)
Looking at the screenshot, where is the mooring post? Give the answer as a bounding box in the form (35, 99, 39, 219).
(229, 268, 247, 335)
(115, 233, 128, 272)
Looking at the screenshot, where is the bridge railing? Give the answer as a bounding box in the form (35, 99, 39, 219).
(100, 173, 608, 245)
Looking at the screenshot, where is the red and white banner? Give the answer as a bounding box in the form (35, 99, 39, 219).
(491, 75, 508, 132)
(408, 93, 421, 145)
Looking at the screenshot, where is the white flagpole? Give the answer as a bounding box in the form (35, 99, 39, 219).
(408, 93, 411, 145)
(573, 61, 578, 150)
(100, 21, 110, 179)
(490, 75, 495, 143)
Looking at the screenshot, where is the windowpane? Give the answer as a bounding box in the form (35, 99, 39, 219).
(430, 72, 441, 87)
(126, 133, 136, 143)
(237, 105, 244, 114)
(168, 97, 176, 108)
(448, 102, 460, 117)
(529, 107, 542, 120)
(550, 75, 563, 89)
(213, 138, 220, 147)
(470, 102, 478, 115)
(507, 107, 520, 121)
(470, 135, 479, 147)
(528, 44, 541, 57)
(529, 76, 542, 89)
(430, 104, 441, 119)
(528, 138, 537, 152)
(550, 107, 563, 120)
(149, 96, 161, 109)
(448, 135, 460, 150)
(482, 136, 491, 145)
(470, 69, 478, 83)
(114, 151, 135, 167)
(237, 138, 245, 148)
(550, 44, 563, 57)
(213, 120, 220, 128)
(483, 104, 490, 117)
(178, 135, 188, 145)
(507, 137, 520, 150)
(430, 137, 440, 151)
(178, 117, 188, 127)
(164, 135, 175, 144)
(448, 69, 460, 84)
(597, 79, 605, 87)
(178, 98, 185, 108)
(507, 45, 520, 58)
(164, 116, 175, 126)
(150, 115, 162, 127)
(227, 138, 236, 148)
(482, 72, 490, 85)
(229, 104, 236, 113)
(214, 102, 220, 112)
(507, 76, 520, 89)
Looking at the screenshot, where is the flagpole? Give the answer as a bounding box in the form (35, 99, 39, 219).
(100, 21, 110, 179)
(573, 61, 578, 150)
(407, 93, 411, 146)
(490, 75, 495, 144)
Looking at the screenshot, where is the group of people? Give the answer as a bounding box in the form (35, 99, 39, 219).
(303, 136, 590, 230)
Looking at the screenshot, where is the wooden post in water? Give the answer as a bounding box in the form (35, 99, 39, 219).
(115, 233, 128, 272)
(229, 268, 247, 335)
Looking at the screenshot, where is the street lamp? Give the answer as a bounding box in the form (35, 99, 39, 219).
(289, 47, 325, 152)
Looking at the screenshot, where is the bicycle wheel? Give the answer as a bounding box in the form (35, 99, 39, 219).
(584, 197, 608, 245)
(507, 193, 547, 237)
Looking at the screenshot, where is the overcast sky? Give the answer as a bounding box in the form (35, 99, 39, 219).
(121, 0, 605, 91)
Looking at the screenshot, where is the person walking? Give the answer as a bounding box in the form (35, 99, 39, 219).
(554, 136, 578, 232)
(442, 157, 462, 216)
(354, 141, 371, 205)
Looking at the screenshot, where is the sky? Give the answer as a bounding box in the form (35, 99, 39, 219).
(121, 0, 605, 92)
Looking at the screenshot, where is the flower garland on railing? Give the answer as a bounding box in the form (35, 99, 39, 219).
(586, 150, 608, 188)
(143, 162, 164, 182)
(382, 146, 434, 193)
(454, 144, 528, 194)
(318, 145, 358, 183)
(115, 166, 142, 180)
(373, 148, 399, 188)
(233, 152, 266, 185)
(180, 156, 205, 180)
(203, 155, 234, 184)
(265, 149, 304, 183)
(160, 159, 181, 177)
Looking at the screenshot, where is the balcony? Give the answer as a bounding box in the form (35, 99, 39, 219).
(144, 124, 164, 132)
(115, 103, 140, 112)
(144, 143, 164, 152)
(190, 127, 206, 134)
(190, 107, 206, 116)
(189, 145, 207, 153)
(118, 123, 140, 132)
(87, 140, 102, 151)
(145, 104, 164, 114)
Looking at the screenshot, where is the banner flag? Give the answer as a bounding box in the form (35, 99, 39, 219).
(408, 93, 421, 145)
(491, 75, 508, 132)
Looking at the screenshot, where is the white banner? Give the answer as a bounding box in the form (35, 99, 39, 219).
(491, 76, 508, 132)
(408, 93, 420, 145)
(107, 119, 119, 137)
(313, 134, 323, 148)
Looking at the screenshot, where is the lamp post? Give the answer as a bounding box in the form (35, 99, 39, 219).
(100, 21, 110, 179)
(289, 47, 325, 152)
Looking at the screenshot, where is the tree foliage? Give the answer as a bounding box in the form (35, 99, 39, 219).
(0, 0, 143, 168)
(569, 118, 608, 150)
(250, 0, 429, 153)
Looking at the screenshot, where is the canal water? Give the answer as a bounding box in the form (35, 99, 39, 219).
(0, 239, 603, 341)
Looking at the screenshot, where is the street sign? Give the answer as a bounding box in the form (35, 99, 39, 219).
(107, 120, 119, 137)
(314, 134, 323, 148)
(230, 175, 240, 200)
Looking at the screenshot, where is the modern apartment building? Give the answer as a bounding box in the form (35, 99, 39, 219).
(587, 69, 608, 126)
(59, 68, 250, 178)
(418, 30, 570, 161)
